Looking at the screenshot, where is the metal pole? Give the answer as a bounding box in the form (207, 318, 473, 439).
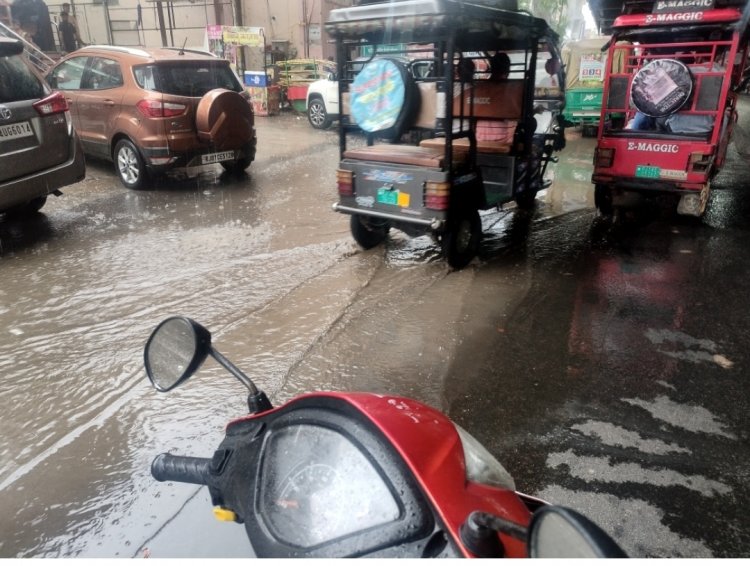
(155, 1, 168, 47)
(103, 0, 113, 44)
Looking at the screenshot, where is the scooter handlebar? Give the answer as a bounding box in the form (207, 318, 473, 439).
(151, 453, 212, 485)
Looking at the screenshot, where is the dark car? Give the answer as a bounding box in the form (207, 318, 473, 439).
(46, 45, 256, 189)
(0, 38, 86, 216)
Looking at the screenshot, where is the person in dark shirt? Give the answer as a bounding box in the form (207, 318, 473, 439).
(58, 11, 77, 52)
(60, 3, 85, 48)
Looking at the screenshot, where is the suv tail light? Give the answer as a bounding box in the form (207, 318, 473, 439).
(137, 100, 187, 118)
(33, 91, 69, 116)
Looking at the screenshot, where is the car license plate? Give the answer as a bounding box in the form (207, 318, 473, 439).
(201, 150, 234, 165)
(376, 187, 410, 207)
(0, 121, 34, 141)
(635, 165, 661, 179)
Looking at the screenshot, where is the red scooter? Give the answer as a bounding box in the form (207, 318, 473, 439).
(145, 316, 626, 558)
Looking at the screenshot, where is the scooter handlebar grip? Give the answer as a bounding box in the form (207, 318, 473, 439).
(151, 453, 211, 485)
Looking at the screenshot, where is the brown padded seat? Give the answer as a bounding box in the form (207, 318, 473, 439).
(419, 137, 512, 155)
(343, 144, 466, 168)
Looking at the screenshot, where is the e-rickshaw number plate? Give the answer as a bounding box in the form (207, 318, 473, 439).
(377, 187, 410, 207)
(635, 165, 661, 179)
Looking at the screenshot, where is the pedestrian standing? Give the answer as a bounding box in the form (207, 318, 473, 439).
(60, 3, 85, 47)
(58, 11, 77, 52)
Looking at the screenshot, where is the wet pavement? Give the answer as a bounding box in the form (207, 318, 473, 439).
(0, 109, 748, 558)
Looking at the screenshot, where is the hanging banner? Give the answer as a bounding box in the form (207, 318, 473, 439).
(222, 26, 264, 47)
(206, 25, 223, 40)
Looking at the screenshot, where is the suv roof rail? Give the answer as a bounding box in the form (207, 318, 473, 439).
(79, 45, 152, 57)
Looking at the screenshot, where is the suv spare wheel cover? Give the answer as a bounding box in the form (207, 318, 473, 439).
(350, 58, 418, 139)
(631, 59, 693, 118)
(196, 89, 254, 148)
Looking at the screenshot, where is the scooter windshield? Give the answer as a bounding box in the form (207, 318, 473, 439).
(259, 424, 400, 547)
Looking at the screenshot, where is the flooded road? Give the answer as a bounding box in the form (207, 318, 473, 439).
(0, 112, 748, 558)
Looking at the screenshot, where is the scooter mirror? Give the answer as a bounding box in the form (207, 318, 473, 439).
(144, 316, 212, 392)
(527, 506, 626, 558)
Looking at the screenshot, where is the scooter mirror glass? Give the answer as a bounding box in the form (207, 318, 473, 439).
(528, 506, 626, 558)
(144, 316, 212, 392)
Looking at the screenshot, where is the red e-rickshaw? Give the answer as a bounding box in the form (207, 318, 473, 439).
(592, 0, 749, 217)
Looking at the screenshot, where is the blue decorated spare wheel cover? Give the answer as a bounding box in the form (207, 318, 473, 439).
(351, 59, 407, 133)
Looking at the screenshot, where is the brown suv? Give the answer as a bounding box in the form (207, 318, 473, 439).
(46, 45, 256, 189)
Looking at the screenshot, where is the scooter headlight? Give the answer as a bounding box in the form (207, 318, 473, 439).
(454, 423, 516, 491)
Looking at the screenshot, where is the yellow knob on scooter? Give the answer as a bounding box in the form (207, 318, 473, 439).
(213, 507, 237, 522)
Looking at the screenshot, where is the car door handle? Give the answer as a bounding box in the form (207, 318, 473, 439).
(66, 98, 73, 104)
(103, 100, 116, 106)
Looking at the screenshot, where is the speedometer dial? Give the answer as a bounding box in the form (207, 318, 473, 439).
(260, 424, 400, 548)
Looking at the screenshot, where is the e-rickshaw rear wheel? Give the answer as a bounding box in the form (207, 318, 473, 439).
(594, 184, 613, 216)
(515, 189, 538, 210)
(441, 207, 482, 269)
(350, 214, 390, 249)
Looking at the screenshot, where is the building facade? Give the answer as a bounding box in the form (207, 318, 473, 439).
(39, 0, 352, 66)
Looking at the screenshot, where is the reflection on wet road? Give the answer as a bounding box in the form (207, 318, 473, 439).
(0, 114, 748, 557)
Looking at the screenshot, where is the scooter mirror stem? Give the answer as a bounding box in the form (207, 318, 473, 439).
(247, 390, 273, 414)
(209, 348, 258, 394)
(460, 511, 528, 557)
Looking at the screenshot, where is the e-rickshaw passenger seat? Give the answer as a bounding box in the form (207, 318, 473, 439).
(418, 79, 524, 156)
(342, 144, 467, 168)
(419, 137, 512, 155)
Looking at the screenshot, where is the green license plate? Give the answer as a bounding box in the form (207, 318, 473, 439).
(377, 188, 399, 205)
(376, 187, 410, 207)
(635, 165, 660, 179)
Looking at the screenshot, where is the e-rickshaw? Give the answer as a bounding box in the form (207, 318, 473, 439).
(561, 36, 611, 136)
(592, 0, 750, 218)
(326, 0, 566, 269)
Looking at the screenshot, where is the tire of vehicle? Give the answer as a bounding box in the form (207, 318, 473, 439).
(196, 89, 255, 149)
(350, 58, 419, 141)
(594, 184, 613, 216)
(221, 143, 255, 174)
(307, 97, 332, 129)
(514, 152, 540, 210)
(3, 196, 47, 217)
(350, 214, 390, 249)
(441, 207, 481, 269)
(114, 139, 149, 190)
(515, 188, 537, 210)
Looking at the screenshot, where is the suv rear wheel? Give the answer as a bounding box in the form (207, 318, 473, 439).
(221, 144, 254, 174)
(114, 139, 149, 190)
(4, 196, 47, 217)
(307, 97, 332, 129)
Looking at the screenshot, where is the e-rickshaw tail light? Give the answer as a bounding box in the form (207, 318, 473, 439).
(337, 169, 354, 196)
(594, 147, 615, 168)
(424, 180, 451, 210)
(689, 152, 712, 173)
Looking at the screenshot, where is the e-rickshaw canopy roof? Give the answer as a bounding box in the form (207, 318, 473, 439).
(325, 0, 559, 50)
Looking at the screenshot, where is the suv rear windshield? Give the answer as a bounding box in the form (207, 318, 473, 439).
(133, 62, 242, 97)
(0, 55, 45, 103)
